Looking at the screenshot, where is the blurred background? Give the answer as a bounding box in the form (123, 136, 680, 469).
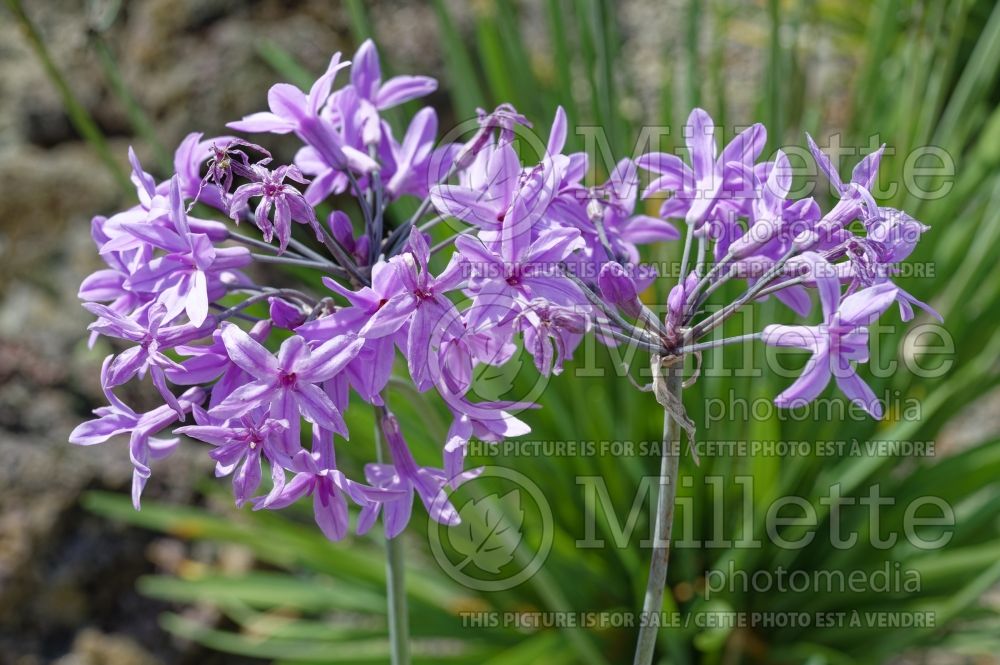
(1, 0, 999, 663)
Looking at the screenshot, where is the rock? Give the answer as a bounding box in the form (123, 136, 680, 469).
(52, 629, 162, 665)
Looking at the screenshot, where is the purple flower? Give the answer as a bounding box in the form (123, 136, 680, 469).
(177, 409, 289, 507)
(119, 178, 249, 326)
(456, 225, 586, 327)
(727, 150, 796, 258)
(430, 141, 556, 247)
(167, 320, 272, 408)
(555, 159, 679, 275)
(100, 151, 230, 254)
(665, 271, 698, 336)
(359, 231, 466, 389)
(382, 107, 441, 199)
(327, 210, 370, 266)
(351, 39, 438, 110)
(847, 207, 940, 322)
(357, 412, 460, 539)
(79, 217, 152, 342)
(258, 428, 400, 541)
(430, 316, 517, 397)
(597, 159, 681, 250)
(762, 253, 897, 417)
(71, 39, 938, 546)
(210, 324, 364, 449)
(441, 397, 533, 479)
(85, 303, 208, 415)
(516, 299, 588, 376)
(297, 263, 407, 403)
(637, 108, 766, 230)
(184, 135, 272, 209)
(598, 262, 642, 318)
(228, 53, 378, 178)
(803, 135, 883, 245)
(70, 356, 204, 508)
(269, 297, 307, 329)
(173, 133, 259, 210)
(722, 154, 823, 315)
(229, 164, 320, 252)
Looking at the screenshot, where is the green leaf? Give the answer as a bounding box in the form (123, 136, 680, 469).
(138, 572, 386, 613)
(4, 0, 128, 189)
(256, 40, 316, 90)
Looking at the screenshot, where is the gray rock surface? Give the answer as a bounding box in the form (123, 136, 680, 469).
(0, 1, 347, 662)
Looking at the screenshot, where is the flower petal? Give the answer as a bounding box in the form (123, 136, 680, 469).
(220, 323, 279, 379)
(773, 350, 831, 408)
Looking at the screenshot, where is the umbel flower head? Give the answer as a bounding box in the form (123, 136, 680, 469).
(72, 40, 936, 539)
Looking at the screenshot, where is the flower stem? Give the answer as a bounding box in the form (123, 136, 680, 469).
(429, 227, 475, 255)
(383, 162, 461, 256)
(368, 144, 385, 265)
(559, 264, 661, 344)
(316, 223, 371, 288)
(250, 253, 345, 274)
(373, 408, 410, 665)
(633, 364, 682, 665)
(689, 248, 796, 340)
(230, 230, 286, 254)
(672, 331, 762, 355)
(215, 288, 316, 321)
(346, 170, 375, 232)
(383, 534, 410, 665)
(676, 224, 695, 285)
(417, 214, 449, 233)
(753, 275, 807, 299)
(591, 205, 618, 263)
(287, 236, 335, 264)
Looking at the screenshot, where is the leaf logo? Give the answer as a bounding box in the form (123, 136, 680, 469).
(471, 360, 522, 400)
(450, 491, 524, 574)
(428, 465, 553, 591)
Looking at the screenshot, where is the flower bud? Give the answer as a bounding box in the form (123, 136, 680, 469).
(269, 297, 307, 329)
(328, 211, 356, 251)
(667, 271, 698, 329)
(598, 262, 642, 318)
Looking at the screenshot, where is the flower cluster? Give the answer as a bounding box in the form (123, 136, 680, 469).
(72, 40, 935, 539)
(608, 108, 939, 417)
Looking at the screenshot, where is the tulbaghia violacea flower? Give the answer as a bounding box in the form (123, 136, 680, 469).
(177, 409, 290, 507)
(70, 357, 205, 509)
(210, 324, 363, 448)
(761, 253, 897, 417)
(258, 427, 398, 541)
(637, 107, 765, 231)
(67, 36, 944, 665)
(73, 36, 935, 551)
(358, 411, 461, 539)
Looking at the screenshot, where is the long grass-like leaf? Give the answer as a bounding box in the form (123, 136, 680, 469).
(4, 0, 128, 189)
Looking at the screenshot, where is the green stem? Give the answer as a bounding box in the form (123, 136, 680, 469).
(676, 224, 695, 287)
(689, 248, 796, 340)
(672, 331, 762, 355)
(250, 253, 343, 273)
(373, 408, 411, 665)
(215, 288, 315, 321)
(632, 365, 682, 665)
